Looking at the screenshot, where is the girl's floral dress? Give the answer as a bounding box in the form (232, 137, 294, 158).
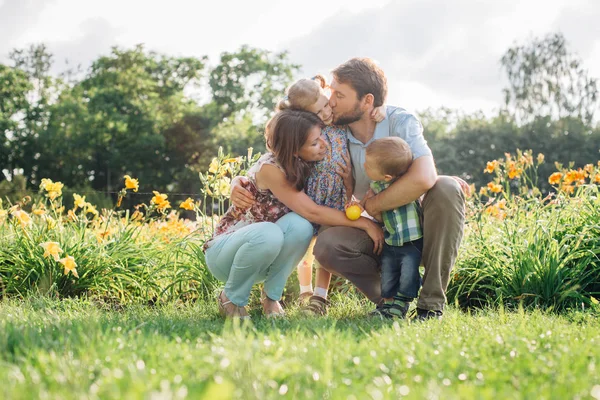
(203, 153, 290, 250)
(305, 125, 349, 233)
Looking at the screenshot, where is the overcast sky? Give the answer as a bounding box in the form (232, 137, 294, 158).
(1, 0, 598, 114)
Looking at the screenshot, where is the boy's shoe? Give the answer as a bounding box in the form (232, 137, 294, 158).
(369, 302, 391, 318)
(301, 295, 329, 316)
(381, 297, 411, 319)
(416, 308, 443, 321)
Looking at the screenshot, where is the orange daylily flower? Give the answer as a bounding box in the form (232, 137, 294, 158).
(548, 172, 563, 185)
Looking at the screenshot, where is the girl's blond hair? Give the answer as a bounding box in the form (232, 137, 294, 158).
(276, 75, 327, 112)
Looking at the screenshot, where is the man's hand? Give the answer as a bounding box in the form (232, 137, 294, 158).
(230, 176, 255, 209)
(361, 189, 378, 217)
(452, 176, 472, 198)
(360, 190, 383, 222)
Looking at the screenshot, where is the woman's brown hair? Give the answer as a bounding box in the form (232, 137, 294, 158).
(265, 109, 324, 191)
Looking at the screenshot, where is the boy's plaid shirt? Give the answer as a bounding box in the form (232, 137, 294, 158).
(370, 181, 423, 246)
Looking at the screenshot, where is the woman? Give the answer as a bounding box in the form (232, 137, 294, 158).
(204, 109, 384, 319)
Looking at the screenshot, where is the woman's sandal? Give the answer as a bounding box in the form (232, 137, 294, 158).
(217, 291, 250, 320)
(261, 290, 285, 318)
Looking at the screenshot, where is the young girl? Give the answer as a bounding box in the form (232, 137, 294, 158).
(204, 109, 384, 319)
(276, 75, 385, 315)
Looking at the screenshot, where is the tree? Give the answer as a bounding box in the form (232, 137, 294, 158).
(0, 65, 32, 182)
(4, 44, 56, 184)
(209, 45, 300, 122)
(501, 32, 599, 124)
(39, 45, 206, 193)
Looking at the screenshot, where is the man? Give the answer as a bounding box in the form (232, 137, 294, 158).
(312, 58, 465, 320)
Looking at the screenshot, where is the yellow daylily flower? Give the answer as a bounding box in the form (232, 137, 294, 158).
(59, 255, 79, 278)
(218, 179, 231, 196)
(536, 153, 545, 164)
(151, 191, 168, 206)
(124, 175, 139, 192)
(40, 242, 63, 261)
(208, 158, 219, 174)
(487, 182, 503, 193)
(484, 161, 498, 174)
(0, 209, 7, 222)
(73, 194, 86, 210)
(179, 198, 195, 211)
(85, 204, 99, 216)
(151, 191, 171, 210)
(44, 215, 57, 229)
(11, 209, 31, 227)
(32, 204, 46, 216)
(156, 200, 171, 211)
(40, 179, 64, 200)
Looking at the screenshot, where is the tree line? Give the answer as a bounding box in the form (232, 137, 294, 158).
(1, 32, 598, 206)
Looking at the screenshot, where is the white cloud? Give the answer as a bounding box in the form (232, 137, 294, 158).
(0, 0, 57, 56)
(0, 0, 598, 114)
(282, 0, 600, 114)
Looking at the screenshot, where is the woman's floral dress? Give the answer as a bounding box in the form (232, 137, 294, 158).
(203, 153, 290, 250)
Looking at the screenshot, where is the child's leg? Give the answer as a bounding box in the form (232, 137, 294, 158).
(297, 237, 316, 294)
(380, 244, 400, 302)
(383, 239, 423, 318)
(313, 261, 332, 299)
(397, 239, 423, 302)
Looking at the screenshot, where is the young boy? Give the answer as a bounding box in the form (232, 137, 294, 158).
(363, 137, 423, 319)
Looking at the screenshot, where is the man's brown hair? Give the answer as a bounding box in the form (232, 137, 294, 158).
(332, 58, 388, 107)
(366, 137, 413, 177)
(265, 109, 324, 191)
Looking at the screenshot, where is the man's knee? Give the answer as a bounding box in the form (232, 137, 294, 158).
(313, 230, 336, 268)
(424, 176, 465, 212)
(432, 176, 463, 201)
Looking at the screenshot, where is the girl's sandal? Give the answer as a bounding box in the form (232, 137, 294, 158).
(261, 290, 285, 318)
(218, 291, 250, 320)
(298, 291, 313, 305)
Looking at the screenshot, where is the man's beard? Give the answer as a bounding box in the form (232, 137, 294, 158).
(333, 104, 364, 125)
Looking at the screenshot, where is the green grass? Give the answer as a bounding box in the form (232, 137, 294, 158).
(1, 297, 599, 399)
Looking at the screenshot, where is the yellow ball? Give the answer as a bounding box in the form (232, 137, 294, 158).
(345, 205, 362, 221)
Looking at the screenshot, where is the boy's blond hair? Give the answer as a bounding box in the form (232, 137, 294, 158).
(366, 137, 413, 177)
(276, 75, 327, 111)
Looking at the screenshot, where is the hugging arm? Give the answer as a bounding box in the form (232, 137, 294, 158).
(365, 156, 437, 215)
(257, 165, 384, 255)
(364, 114, 437, 216)
(230, 176, 255, 209)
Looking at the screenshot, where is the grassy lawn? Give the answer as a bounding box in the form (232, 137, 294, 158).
(1, 297, 599, 399)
